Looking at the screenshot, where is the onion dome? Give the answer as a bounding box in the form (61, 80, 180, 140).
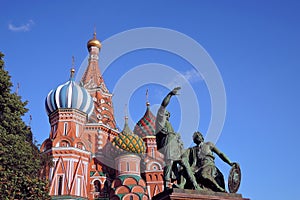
(112, 117, 146, 155)
(45, 68, 94, 117)
(87, 32, 102, 50)
(133, 102, 156, 138)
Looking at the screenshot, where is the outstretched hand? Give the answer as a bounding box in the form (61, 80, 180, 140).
(170, 87, 181, 95)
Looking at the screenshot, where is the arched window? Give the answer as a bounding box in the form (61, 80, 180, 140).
(52, 125, 57, 138)
(58, 175, 63, 195)
(126, 162, 130, 171)
(77, 142, 85, 150)
(63, 122, 68, 135)
(94, 180, 101, 192)
(76, 177, 81, 196)
(136, 162, 139, 172)
(151, 148, 155, 158)
(160, 174, 164, 180)
(61, 140, 70, 147)
(75, 123, 79, 137)
(103, 180, 109, 195)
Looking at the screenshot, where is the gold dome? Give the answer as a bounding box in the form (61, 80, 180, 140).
(87, 32, 102, 49)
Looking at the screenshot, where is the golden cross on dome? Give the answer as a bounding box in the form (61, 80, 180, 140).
(93, 25, 97, 39)
(146, 89, 150, 106)
(70, 56, 75, 78)
(124, 103, 128, 119)
(72, 56, 75, 67)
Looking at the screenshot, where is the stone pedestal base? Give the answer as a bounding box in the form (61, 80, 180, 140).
(152, 188, 250, 200)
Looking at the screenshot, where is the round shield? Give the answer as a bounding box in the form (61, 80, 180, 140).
(228, 162, 241, 193)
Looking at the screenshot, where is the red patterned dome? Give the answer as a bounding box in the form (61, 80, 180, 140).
(134, 102, 156, 138)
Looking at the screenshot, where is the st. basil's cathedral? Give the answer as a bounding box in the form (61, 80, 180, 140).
(40, 33, 165, 200)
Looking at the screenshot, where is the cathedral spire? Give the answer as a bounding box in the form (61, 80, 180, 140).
(122, 104, 132, 135)
(70, 56, 75, 79)
(81, 32, 104, 88)
(122, 116, 132, 135)
(80, 31, 116, 129)
(146, 89, 150, 107)
(93, 25, 97, 38)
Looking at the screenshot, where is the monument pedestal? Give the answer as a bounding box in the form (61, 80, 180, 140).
(152, 188, 250, 200)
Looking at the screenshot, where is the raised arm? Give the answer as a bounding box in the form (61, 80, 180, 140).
(210, 142, 233, 166)
(156, 87, 181, 133)
(161, 87, 181, 107)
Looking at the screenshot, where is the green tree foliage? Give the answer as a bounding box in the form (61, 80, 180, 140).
(0, 52, 50, 199)
(0, 52, 31, 141)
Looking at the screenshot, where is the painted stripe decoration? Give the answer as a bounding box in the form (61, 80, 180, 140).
(45, 79, 94, 117)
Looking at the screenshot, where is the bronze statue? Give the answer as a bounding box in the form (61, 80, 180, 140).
(155, 88, 242, 193)
(180, 131, 236, 192)
(155, 87, 200, 190)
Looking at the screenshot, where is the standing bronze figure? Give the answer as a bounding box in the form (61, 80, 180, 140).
(155, 87, 200, 190)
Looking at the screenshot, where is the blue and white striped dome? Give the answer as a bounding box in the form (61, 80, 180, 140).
(45, 77, 94, 117)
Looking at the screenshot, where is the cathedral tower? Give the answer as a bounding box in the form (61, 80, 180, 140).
(110, 117, 149, 200)
(81, 32, 116, 129)
(42, 68, 94, 198)
(134, 102, 164, 198)
(41, 32, 165, 200)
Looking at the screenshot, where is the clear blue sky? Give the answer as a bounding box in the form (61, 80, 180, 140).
(1, 1, 300, 199)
